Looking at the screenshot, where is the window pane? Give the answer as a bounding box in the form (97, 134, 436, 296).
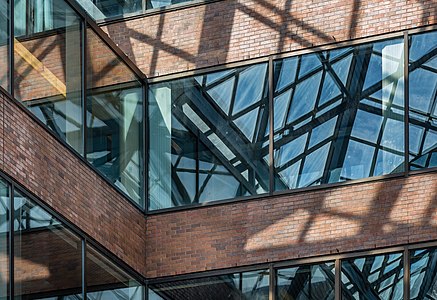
(14, 0, 83, 154)
(0, 0, 9, 92)
(86, 244, 143, 300)
(0, 180, 9, 300)
(14, 190, 82, 298)
(146, 0, 194, 9)
(273, 38, 405, 191)
(86, 28, 144, 207)
(410, 248, 437, 299)
(276, 262, 335, 300)
(341, 253, 403, 299)
(409, 31, 437, 170)
(148, 63, 270, 210)
(149, 269, 269, 300)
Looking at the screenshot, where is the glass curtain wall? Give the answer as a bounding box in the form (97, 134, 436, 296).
(14, 0, 84, 154)
(149, 269, 269, 300)
(276, 262, 335, 299)
(410, 247, 437, 299)
(11, 0, 145, 208)
(408, 31, 437, 170)
(0, 0, 9, 92)
(149, 64, 270, 210)
(86, 28, 144, 206)
(0, 176, 143, 299)
(273, 38, 405, 190)
(13, 190, 83, 299)
(341, 253, 404, 299)
(74, 0, 195, 20)
(86, 244, 143, 300)
(0, 180, 9, 300)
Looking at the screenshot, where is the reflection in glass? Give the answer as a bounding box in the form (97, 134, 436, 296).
(85, 0, 142, 20)
(0, 0, 8, 92)
(15, 0, 83, 154)
(409, 31, 437, 170)
(146, 0, 193, 9)
(75, 0, 196, 20)
(0, 180, 8, 300)
(14, 190, 82, 299)
(410, 248, 437, 299)
(86, 28, 144, 207)
(273, 39, 405, 191)
(341, 253, 403, 299)
(149, 269, 269, 300)
(276, 263, 335, 300)
(149, 64, 270, 210)
(86, 244, 143, 300)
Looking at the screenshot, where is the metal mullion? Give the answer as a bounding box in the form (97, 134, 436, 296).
(8, 182, 13, 300)
(335, 259, 341, 300)
(227, 72, 239, 118)
(404, 32, 410, 175)
(268, 57, 274, 194)
(269, 264, 275, 300)
(143, 82, 148, 211)
(403, 247, 410, 300)
(82, 238, 87, 300)
(82, 20, 88, 159)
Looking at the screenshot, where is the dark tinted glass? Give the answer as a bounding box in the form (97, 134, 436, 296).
(149, 269, 269, 300)
(13, 190, 82, 299)
(273, 39, 405, 190)
(86, 28, 144, 207)
(409, 31, 437, 170)
(149, 64, 270, 210)
(341, 253, 403, 299)
(276, 262, 335, 300)
(410, 248, 437, 299)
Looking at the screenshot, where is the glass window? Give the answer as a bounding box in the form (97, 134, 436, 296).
(409, 31, 437, 170)
(146, 0, 193, 9)
(0, 180, 9, 300)
(149, 269, 269, 300)
(148, 63, 270, 210)
(273, 38, 405, 191)
(86, 28, 144, 207)
(13, 190, 82, 299)
(14, 0, 79, 36)
(410, 248, 437, 299)
(341, 253, 403, 299)
(276, 262, 335, 300)
(0, 0, 9, 92)
(86, 244, 143, 300)
(75, 0, 197, 20)
(14, 0, 83, 154)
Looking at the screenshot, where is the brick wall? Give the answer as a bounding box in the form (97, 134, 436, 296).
(104, 0, 437, 77)
(0, 91, 146, 276)
(146, 172, 437, 278)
